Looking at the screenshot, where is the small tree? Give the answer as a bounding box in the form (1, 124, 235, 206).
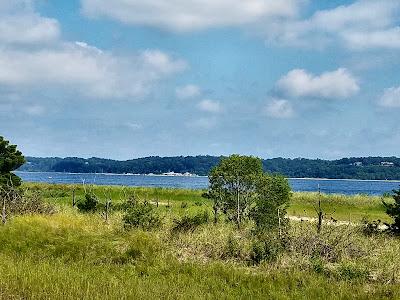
(0, 136, 25, 189)
(251, 174, 291, 234)
(77, 193, 99, 213)
(383, 188, 400, 234)
(208, 155, 263, 228)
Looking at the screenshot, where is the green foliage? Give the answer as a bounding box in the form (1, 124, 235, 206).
(250, 235, 283, 264)
(19, 155, 400, 180)
(0, 136, 25, 188)
(0, 185, 400, 298)
(383, 188, 400, 234)
(76, 193, 99, 213)
(123, 201, 161, 230)
(208, 155, 291, 231)
(208, 154, 263, 227)
(223, 234, 241, 259)
(172, 211, 209, 233)
(251, 174, 291, 233)
(338, 262, 370, 281)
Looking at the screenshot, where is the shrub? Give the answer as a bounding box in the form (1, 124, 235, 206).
(310, 257, 325, 274)
(172, 211, 209, 233)
(1, 188, 54, 224)
(250, 236, 282, 264)
(338, 262, 369, 281)
(223, 234, 241, 259)
(251, 174, 291, 234)
(383, 188, 400, 234)
(123, 201, 161, 230)
(76, 193, 99, 213)
(361, 218, 382, 236)
(250, 233, 285, 263)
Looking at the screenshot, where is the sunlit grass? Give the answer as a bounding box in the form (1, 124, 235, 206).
(0, 210, 399, 299)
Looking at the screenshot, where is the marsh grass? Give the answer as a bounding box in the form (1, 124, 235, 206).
(0, 211, 399, 299)
(1, 183, 398, 299)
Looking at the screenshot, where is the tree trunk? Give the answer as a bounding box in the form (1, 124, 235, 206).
(213, 203, 218, 224)
(236, 186, 240, 229)
(2, 197, 6, 225)
(72, 189, 76, 207)
(317, 200, 323, 234)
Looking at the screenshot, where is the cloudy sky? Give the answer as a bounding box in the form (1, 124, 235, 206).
(1, 0, 400, 159)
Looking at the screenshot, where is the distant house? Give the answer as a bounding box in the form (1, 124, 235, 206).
(351, 162, 363, 166)
(380, 162, 394, 167)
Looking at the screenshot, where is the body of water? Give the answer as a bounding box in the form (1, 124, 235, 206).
(15, 171, 400, 195)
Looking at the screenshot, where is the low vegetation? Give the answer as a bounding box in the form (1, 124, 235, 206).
(0, 180, 397, 299)
(1, 140, 399, 299)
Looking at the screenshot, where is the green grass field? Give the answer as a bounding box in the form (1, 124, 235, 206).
(0, 183, 399, 299)
(26, 182, 393, 222)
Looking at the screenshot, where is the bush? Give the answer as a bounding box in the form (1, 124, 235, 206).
(251, 174, 291, 234)
(383, 188, 400, 234)
(338, 262, 369, 281)
(223, 234, 241, 259)
(172, 211, 209, 233)
(123, 201, 161, 230)
(250, 237, 282, 264)
(76, 193, 99, 213)
(1, 188, 54, 223)
(362, 218, 382, 236)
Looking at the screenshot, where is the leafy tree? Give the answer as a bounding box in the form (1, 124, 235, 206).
(208, 155, 263, 228)
(0, 136, 25, 188)
(251, 174, 291, 233)
(383, 188, 400, 234)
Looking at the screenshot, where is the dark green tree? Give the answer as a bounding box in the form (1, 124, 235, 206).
(76, 193, 99, 213)
(251, 174, 291, 233)
(383, 188, 400, 234)
(0, 136, 25, 188)
(208, 155, 263, 228)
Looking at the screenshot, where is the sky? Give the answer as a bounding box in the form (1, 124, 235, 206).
(0, 0, 400, 160)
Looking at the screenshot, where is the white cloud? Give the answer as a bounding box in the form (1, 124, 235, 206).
(0, 1, 60, 44)
(276, 68, 359, 99)
(176, 84, 201, 99)
(0, 14, 60, 44)
(267, 0, 400, 50)
(0, 44, 187, 99)
(378, 86, 400, 108)
(264, 99, 294, 118)
(197, 99, 221, 113)
(342, 28, 400, 50)
(81, 0, 302, 32)
(0, 1, 187, 101)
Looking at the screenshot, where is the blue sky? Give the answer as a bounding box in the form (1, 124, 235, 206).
(1, 0, 400, 160)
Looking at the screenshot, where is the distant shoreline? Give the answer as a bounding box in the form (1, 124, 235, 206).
(14, 171, 400, 183)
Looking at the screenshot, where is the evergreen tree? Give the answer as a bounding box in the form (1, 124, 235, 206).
(383, 188, 400, 234)
(0, 136, 25, 188)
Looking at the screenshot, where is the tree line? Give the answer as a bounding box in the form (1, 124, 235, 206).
(18, 155, 400, 180)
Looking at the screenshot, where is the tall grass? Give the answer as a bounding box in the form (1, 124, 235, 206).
(0, 212, 399, 299)
(1, 183, 397, 298)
